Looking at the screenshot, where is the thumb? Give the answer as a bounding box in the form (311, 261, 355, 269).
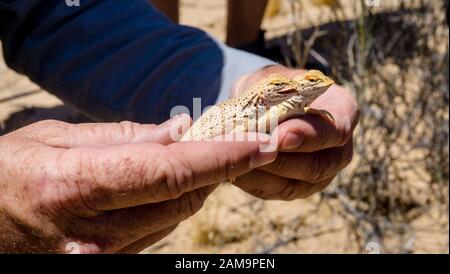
(166, 132, 279, 191)
(19, 114, 192, 148)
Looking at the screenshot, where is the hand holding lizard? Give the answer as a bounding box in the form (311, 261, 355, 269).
(232, 66, 360, 200)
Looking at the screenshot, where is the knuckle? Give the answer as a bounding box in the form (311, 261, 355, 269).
(35, 183, 65, 215)
(335, 99, 360, 148)
(72, 150, 113, 211)
(37, 161, 78, 215)
(14, 120, 69, 140)
(267, 154, 288, 173)
(307, 145, 352, 183)
(178, 191, 205, 218)
(43, 149, 102, 216)
(117, 121, 151, 139)
(35, 182, 89, 227)
(297, 179, 331, 199)
(308, 151, 339, 183)
(33, 119, 67, 128)
(158, 149, 194, 199)
(336, 116, 353, 147)
(153, 159, 182, 200)
(307, 154, 327, 182)
(277, 183, 299, 201)
(30, 120, 70, 135)
(309, 121, 329, 151)
(190, 189, 207, 213)
(318, 125, 330, 149)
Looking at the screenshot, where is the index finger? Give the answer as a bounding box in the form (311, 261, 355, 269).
(52, 132, 277, 211)
(275, 84, 360, 153)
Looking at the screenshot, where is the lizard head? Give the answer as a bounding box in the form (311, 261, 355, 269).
(257, 75, 300, 106)
(254, 71, 334, 107)
(295, 70, 334, 104)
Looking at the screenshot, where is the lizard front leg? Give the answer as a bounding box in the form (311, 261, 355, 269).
(256, 101, 335, 135)
(257, 101, 306, 133)
(304, 107, 335, 122)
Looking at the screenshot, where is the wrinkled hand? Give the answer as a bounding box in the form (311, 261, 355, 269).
(0, 116, 275, 253)
(231, 65, 360, 200)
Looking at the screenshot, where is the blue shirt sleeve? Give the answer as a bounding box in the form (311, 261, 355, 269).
(0, 0, 223, 124)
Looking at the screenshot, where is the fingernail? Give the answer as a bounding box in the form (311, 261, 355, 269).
(249, 150, 278, 169)
(161, 113, 189, 126)
(281, 132, 304, 150)
(160, 116, 178, 126)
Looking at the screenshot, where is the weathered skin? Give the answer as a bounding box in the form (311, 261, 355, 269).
(181, 70, 335, 141)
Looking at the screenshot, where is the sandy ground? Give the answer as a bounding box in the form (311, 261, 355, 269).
(0, 0, 448, 253)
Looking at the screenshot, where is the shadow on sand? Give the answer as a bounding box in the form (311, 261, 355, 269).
(0, 105, 92, 136)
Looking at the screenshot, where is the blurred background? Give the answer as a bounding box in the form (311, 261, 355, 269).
(0, 0, 448, 253)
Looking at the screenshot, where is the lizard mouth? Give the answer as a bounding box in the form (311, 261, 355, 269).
(277, 87, 299, 95)
(319, 77, 335, 87)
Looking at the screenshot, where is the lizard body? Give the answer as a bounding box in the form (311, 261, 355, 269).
(180, 70, 334, 141)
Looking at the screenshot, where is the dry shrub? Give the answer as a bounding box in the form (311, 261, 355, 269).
(282, 0, 449, 252)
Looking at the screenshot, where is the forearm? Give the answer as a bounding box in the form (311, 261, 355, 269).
(0, 209, 60, 253)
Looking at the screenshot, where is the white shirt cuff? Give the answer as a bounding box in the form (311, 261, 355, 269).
(212, 38, 277, 104)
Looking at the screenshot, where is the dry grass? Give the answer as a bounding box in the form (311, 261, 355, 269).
(271, 0, 449, 253)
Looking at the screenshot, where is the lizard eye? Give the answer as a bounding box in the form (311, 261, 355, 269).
(271, 82, 284, 86)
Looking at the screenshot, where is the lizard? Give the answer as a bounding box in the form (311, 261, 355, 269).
(180, 70, 335, 142)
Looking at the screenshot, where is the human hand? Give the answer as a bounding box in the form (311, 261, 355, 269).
(230, 65, 360, 200)
(0, 116, 276, 253)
